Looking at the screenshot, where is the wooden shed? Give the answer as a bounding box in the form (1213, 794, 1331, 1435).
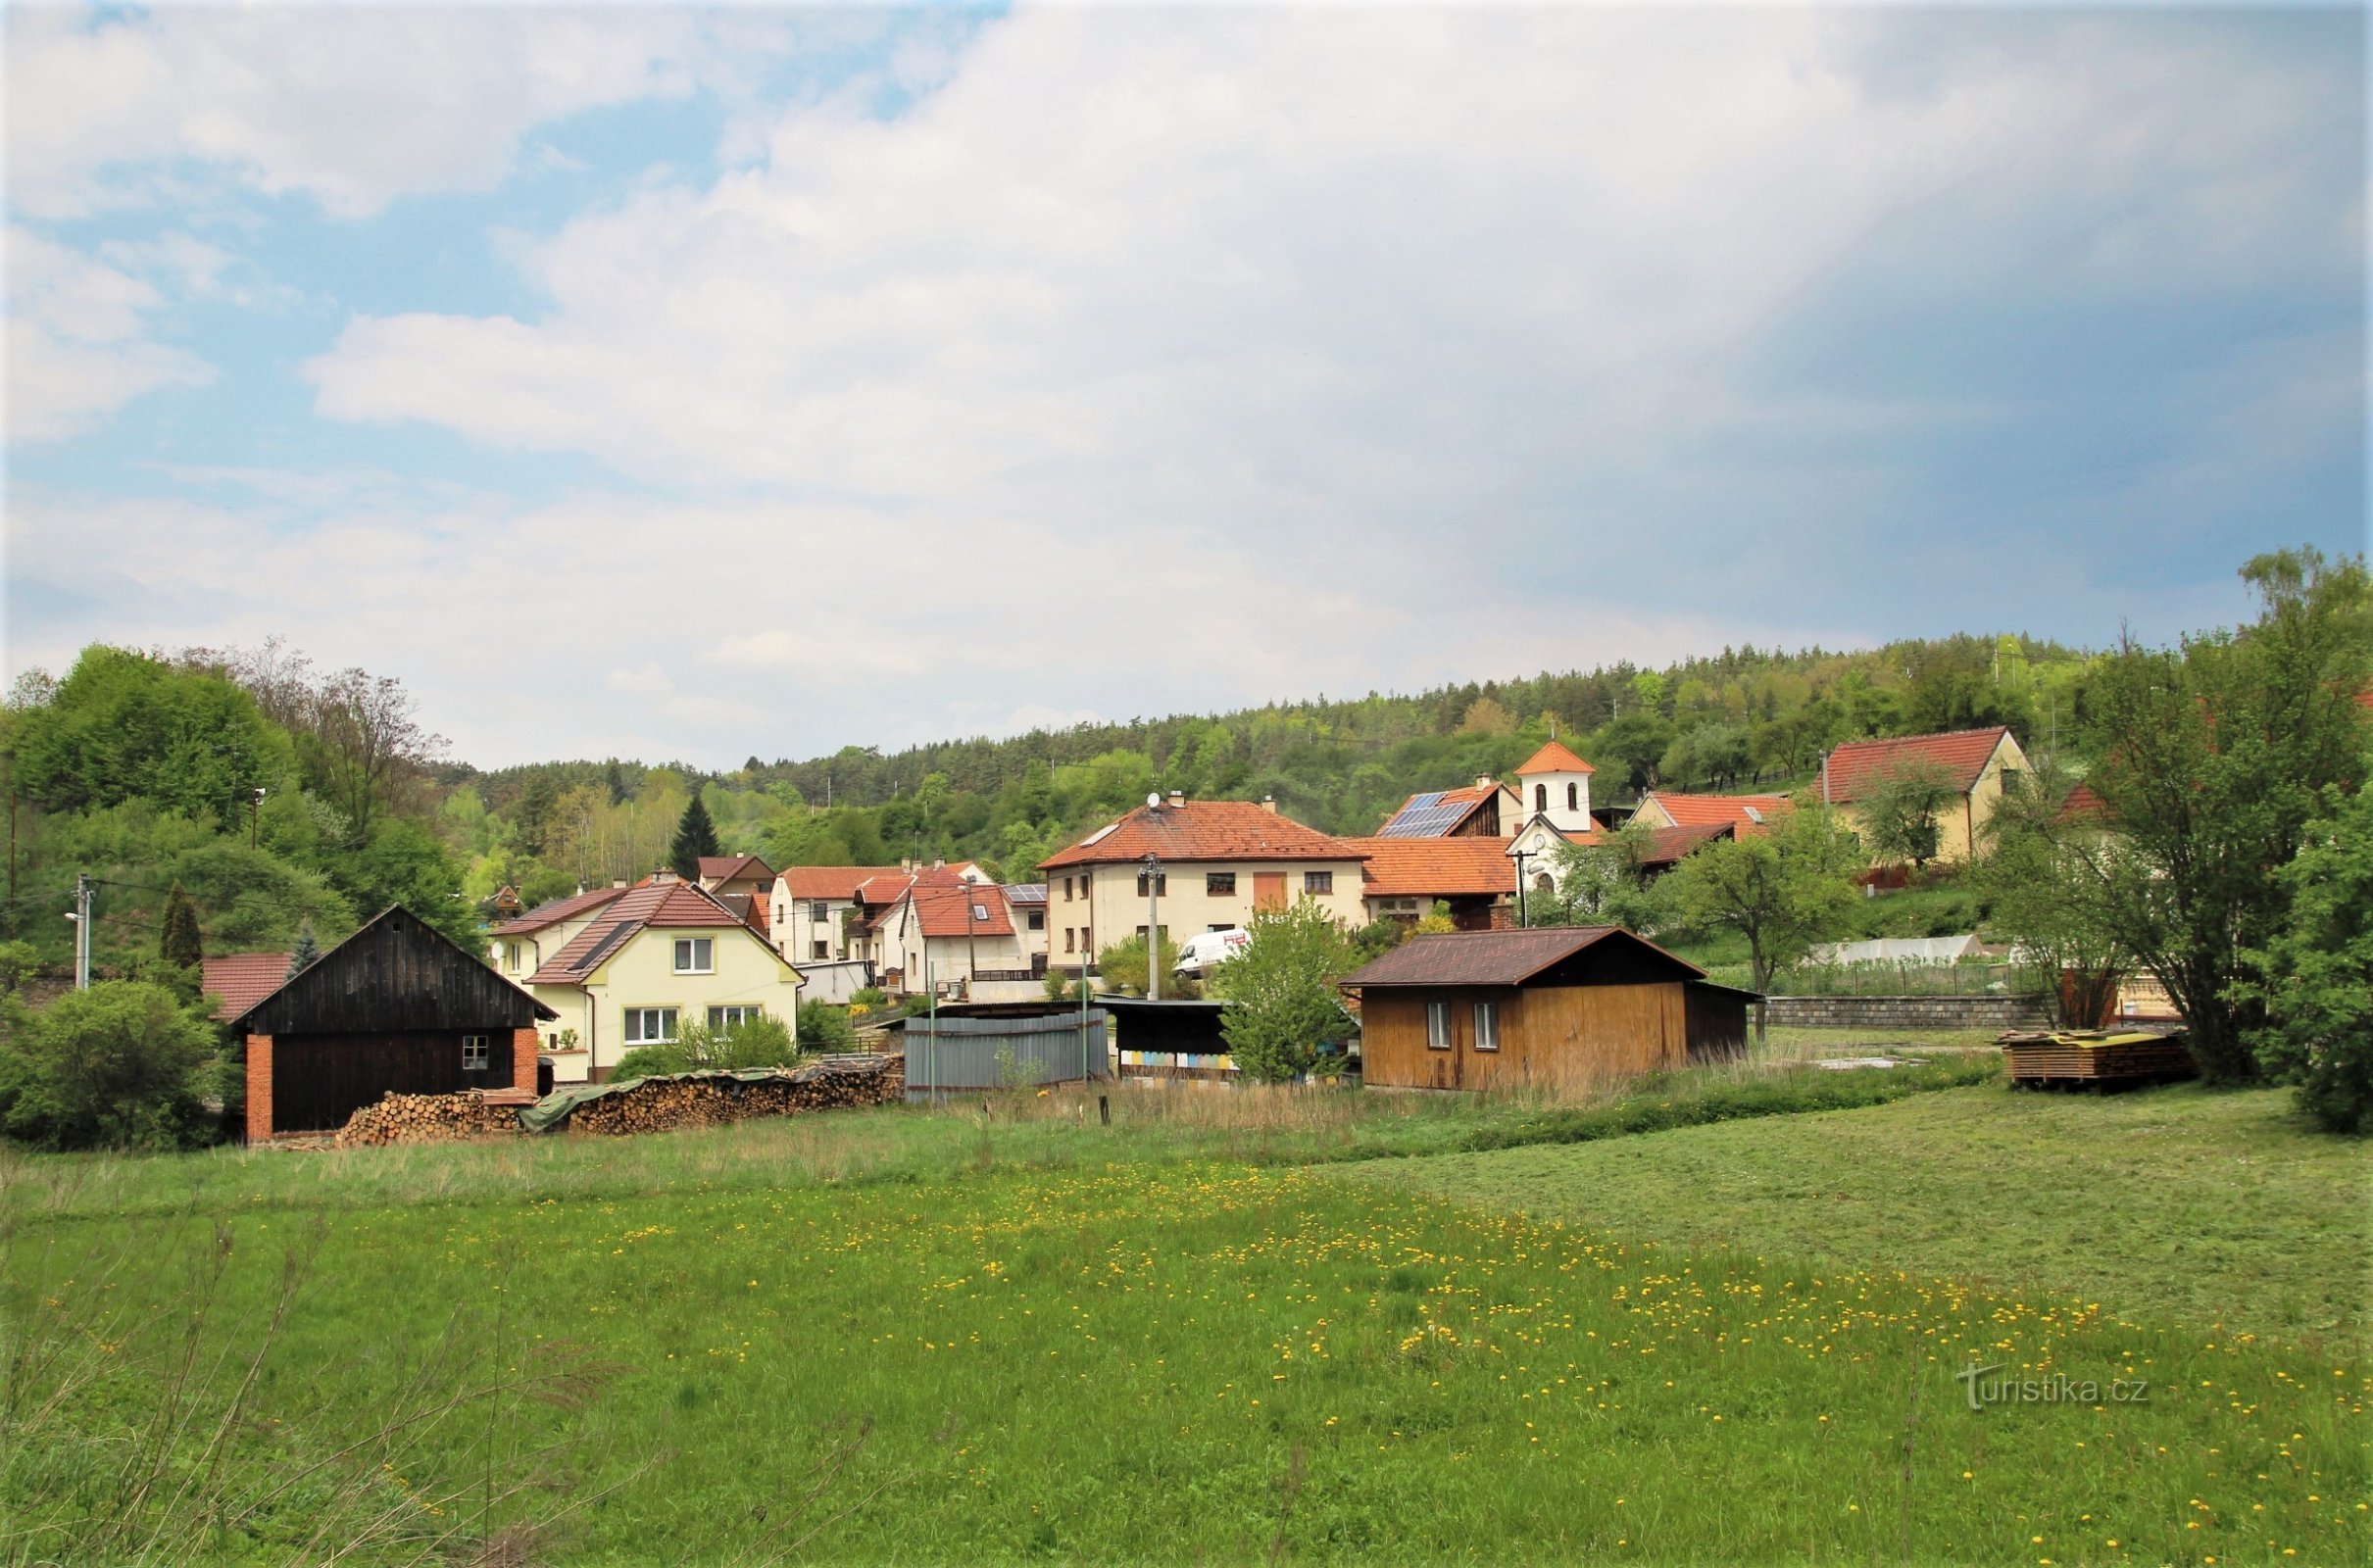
(1342, 926, 1753, 1092)
(231, 906, 556, 1140)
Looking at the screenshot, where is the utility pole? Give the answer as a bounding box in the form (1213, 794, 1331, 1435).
(1513, 851, 1530, 928)
(250, 786, 267, 848)
(1143, 853, 1161, 1004)
(70, 872, 91, 990)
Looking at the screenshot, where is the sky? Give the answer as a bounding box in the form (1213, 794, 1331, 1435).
(4, 2, 2365, 770)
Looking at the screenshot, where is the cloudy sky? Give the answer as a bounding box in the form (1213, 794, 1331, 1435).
(4, 3, 2363, 768)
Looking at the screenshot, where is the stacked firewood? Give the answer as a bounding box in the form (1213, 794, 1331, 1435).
(564, 1054, 903, 1137)
(336, 1089, 525, 1148)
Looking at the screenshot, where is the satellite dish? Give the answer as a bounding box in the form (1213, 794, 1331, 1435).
(1147, 792, 1162, 808)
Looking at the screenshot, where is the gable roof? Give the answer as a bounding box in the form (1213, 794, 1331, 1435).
(1821, 726, 2015, 804)
(490, 884, 628, 937)
(906, 883, 1015, 938)
(1374, 781, 1512, 838)
(1515, 740, 1595, 776)
(201, 952, 292, 1023)
(775, 865, 908, 902)
(1640, 821, 1734, 867)
(1638, 791, 1794, 832)
(1345, 837, 1517, 899)
(1508, 814, 1603, 852)
(232, 906, 556, 1032)
(1041, 800, 1362, 869)
(1340, 926, 1701, 989)
(697, 855, 772, 883)
(526, 878, 764, 987)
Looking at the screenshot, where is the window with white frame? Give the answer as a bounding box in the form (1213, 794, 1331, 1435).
(673, 937, 713, 973)
(708, 1004, 762, 1031)
(624, 1006, 678, 1044)
(504, 942, 521, 971)
(462, 1034, 490, 1070)
(1426, 1002, 1452, 1050)
(1472, 1002, 1500, 1052)
(811, 901, 831, 922)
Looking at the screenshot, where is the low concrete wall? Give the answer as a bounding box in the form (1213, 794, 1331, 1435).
(1764, 994, 2051, 1032)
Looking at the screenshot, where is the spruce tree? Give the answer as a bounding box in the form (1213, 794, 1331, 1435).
(669, 795, 721, 879)
(159, 881, 204, 970)
(285, 922, 321, 980)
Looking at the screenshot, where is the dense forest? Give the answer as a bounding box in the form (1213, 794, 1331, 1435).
(0, 626, 2095, 975)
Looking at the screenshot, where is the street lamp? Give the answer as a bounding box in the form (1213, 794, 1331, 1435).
(1143, 852, 1162, 1003)
(1512, 849, 1531, 928)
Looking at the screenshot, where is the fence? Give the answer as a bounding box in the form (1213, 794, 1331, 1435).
(900, 1008, 1110, 1099)
(1704, 959, 2030, 998)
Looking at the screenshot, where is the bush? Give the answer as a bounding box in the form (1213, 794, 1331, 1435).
(611, 1014, 802, 1081)
(794, 1002, 856, 1054)
(0, 941, 41, 994)
(2241, 770, 2373, 1134)
(612, 1043, 697, 1081)
(850, 986, 889, 1007)
(0, 981, 218, 1150)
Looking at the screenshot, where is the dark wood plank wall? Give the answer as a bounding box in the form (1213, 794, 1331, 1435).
(1685, 985, 1750, 1062)
(1360, 983, 1687, 1091)
(271, 1030, 517, 1132)
(246, 908, 546, 1036)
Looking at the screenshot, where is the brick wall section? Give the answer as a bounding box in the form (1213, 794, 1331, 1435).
(1763, 995, 2051, 1032)
(513, 1027, 540, 1095)
(244, 1033, 272, 1144)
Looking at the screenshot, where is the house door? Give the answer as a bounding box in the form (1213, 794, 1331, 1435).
(1254, 873, 1287, 910)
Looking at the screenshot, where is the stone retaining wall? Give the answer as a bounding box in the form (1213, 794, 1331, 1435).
(1763, 994, 2051, 1032)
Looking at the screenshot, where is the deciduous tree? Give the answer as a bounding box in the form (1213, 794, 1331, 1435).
(1667, 799, 1860, 998)
(1211, 900, 1360, 1082)
(2238, 769, 2373, 1132)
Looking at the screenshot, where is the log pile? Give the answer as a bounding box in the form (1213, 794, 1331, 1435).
(335, 1088, 530, 1148)
(555, 1054, 905, 1137)
(1999, 1028, 2196, 1089)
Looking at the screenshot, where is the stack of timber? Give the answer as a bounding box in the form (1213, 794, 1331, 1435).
(335, 1087, 535, 1147)
(1999, 1028, 2197, 1090)
(522, 1054, 905, 1137)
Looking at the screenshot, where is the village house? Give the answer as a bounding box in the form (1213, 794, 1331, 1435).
(1629, 790, 1793, 834)
(1344, 836, 1516, 931)
(486, 884, 630, 987)
(769, 865, 905, 966)
(525, 872, 804, 1083)
(868, 881, 1045, 1001)
(232, 906, 555, 1140)
(1341, 925, 1754, 1093)
(696, 855, 776, 933)
(1819, 725, 2030, 864)
(1372, 775, 1522, 838)
(1040, 794, 1369, 965)
(200, 950, 293, 1025)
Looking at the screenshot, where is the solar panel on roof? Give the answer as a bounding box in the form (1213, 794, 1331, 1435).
(1380, 790, 1474, 838)
(1081, 822, 1118, 847)
(571, 922, 634, 973)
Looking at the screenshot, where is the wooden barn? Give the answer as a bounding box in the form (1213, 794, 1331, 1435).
(232, 906, 556, 1140)
(1342, 926, 1755, 1092)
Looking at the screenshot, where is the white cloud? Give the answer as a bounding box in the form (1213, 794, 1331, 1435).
(4, 226, 214, 441)
(2, 7, 750, 219)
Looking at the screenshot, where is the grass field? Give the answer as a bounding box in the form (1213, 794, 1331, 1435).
(4, 1072, 2366, 1564)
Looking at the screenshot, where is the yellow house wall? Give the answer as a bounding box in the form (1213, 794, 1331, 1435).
(534, 923, 804, 1080)
(1838, 732, 2029, 865)
(1060, 858, 1368, 958)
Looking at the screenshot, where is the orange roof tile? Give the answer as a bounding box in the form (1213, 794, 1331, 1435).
(1344, 838, 1516, 900)
(1821, 727, 2014, 803)
(1515, 740, 1595, 775)
(1040, 800, 1361, 870)
(527, 879, 756, 986)
(1640, 822, 1733, 866)
(1638, 791, 1794, 832)
(907, 884, 1015, 938)
(1374, 781, 1511, 837)
(201, 952, 291, 1023)
(776, 865, 910, 901)
(697, 855, 771, 883)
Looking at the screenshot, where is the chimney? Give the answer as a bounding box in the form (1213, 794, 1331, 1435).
(1475, 774, 1494, 791)
(1260, 794, 1278, 814)
(932, 857, 946, 870)
(653, 867, 676, 884)
(1167, 790, 1185, 808)
(611, 878, 627, 890)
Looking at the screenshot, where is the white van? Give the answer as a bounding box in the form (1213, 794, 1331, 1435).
(1174, 927, 1251, 977)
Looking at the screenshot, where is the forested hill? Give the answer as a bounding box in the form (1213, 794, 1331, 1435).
(0, 627, 2092, 974)
(451, 630, 2090, 898)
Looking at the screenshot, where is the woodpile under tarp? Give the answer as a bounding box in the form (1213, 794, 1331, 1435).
(1999, 1028, 2196, 1090)
(335, 1087, 536, 1148)
(518, 1054, 905, 1136)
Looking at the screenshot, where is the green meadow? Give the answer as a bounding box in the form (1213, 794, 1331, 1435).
(3, 1071, 2366, 1565)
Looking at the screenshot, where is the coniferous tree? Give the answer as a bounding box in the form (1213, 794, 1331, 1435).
(669, 795, 721, 880)
(158, 881, 204, 970)
(284, 922, 321, 980)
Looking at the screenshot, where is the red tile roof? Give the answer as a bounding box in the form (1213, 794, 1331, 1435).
(775, 865, 910, 902)
(1821, 727, 2015, 804)
(201, 952, 291, 1023)
(1515, 740, 1595, 775)
(490, 884, 628, 936)
(907, 884, 1015, 939)
(1340, 926, 1700, 988)
(1638, 792, 1794, 832)
(2053, 781, 2110, 826)
(1040, 801, 1362, 869)
(1344, 837, 1517, 899)
(1640, 822, 1733, 867)
(1373, 782, 1508, 837)
(697, 855, 771, 883)
(527, 879, 756, 986)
